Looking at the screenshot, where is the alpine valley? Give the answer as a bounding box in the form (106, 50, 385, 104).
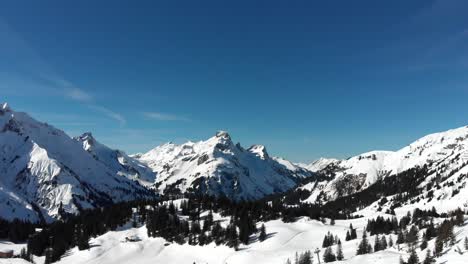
(1, 103, 467, 264)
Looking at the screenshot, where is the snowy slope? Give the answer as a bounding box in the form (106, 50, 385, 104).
(300, 126, 468, 211)
(74, 132, 156, 186)
(300, 157, 340, 172)
(135, 131, 313, 200)
(15, 208, 467, 264)
(0, 103, 151, 222)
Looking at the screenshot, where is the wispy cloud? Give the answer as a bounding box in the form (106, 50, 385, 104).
(90, 105, 127, 126)
(66, 87, 93, 102)
(1, 19, 125, 126)
(143, 112, 190, 122)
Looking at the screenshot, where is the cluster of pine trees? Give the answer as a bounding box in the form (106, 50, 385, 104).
(284, 251, 313, 264)
(322, 241, 344, 263)
(0, 218, 37, 243)
(345, 223, 357, 241)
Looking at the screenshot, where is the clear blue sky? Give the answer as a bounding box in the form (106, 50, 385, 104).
(1, 0, 468, 162)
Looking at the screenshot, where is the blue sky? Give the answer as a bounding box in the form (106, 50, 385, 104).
(1, 0, 468, 162)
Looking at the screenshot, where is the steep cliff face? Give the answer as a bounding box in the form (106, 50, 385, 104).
(136, 131, 314, 200)
(0, 103, 151, 222)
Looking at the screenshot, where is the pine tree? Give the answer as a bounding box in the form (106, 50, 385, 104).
(420, 237, 428, 250)
(299, 250, 313, 264)
(407, 247, 419, 264)
(423, 249, 433, 264)
(374, 234, 381, 252)
(434, 235, 444, 257)
(259, 224, 267, 242)
(389, 235, 394, 247)
(465, 236, 468, 250)
(132, 212, 138, 228)
(323, 246, 336, 263)
(44, 246, 53, 264)
(357, 232, 370, 255)
(350, 224, 357, 239)
(380, 235, 388, 250)
(203, 210, 214, 231)
(406, 225, 419, 250)
(198, 232, 207, 246)
(397, 230, 405, 244)
(345, 231, 351, 241)
(336, 240, 344, 261)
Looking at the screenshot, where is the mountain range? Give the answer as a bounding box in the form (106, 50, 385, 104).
(1, 102, 467, 222)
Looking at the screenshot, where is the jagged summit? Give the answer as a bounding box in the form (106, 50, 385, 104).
(0, 104, 151, 222)
(1, 102, 10, 112)
(215, 130, 231, 140)
(136, 131, 313, 200)
(248, 145, 269, 160)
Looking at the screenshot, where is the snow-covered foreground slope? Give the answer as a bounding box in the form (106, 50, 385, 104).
(14, 211, 466, 264)
(300, 125, 468, 211)
(135, 131, 313, 200)
(0, 103, 151, 222)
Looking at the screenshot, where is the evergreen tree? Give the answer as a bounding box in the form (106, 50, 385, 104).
(422, 249, 433, 264)
(465, 236, 468, 250)
(198, 232, 207, 246)
(389, 235, 394, 247)
(44, 246, 53, 264)
(203, 210, 214, 232)
(420, 237, 428, 250)
(336, 240, 344, 261)
(259, 224, 267, 242)
(434, 235, 444, 257)
(357, 232, 370, 255)
(380, 235, 388, 250)
(407, 247, 419, 264)
(323, 246, 336, 263)
(396, 230, 405, 244)
(345, 231, 351, 241)
(374, 234, 381, 252)
(299, 250, 313, 264)
(406, 225, 419, 249)
(350, 224, 357, 239)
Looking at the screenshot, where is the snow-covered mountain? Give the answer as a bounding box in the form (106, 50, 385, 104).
(299, 125, 468, 212)
(74, 132, 156, 185)
(300, 157, 340, 172)
(135, 131, 313, 200)
(0, 103, 151, 222)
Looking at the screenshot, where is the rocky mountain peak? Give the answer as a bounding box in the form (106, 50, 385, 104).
(248, 144, 269, 160)
(1, 102, 10, 112)
(215, 130, 231, 140)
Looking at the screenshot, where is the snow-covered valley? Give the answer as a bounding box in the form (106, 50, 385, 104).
(2, 202, 467, 264)
(1, 103, 468, 264)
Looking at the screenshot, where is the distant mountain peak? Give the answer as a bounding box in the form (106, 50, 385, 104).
(136, 131, 313, 200)
(248, 144, 269, 160)
(1, 102, 10, 112)
(0, 106, 152, 222)
(215, 130, 231, 140)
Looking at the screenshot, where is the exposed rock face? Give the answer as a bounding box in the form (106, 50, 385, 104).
(0, 103, 152, 222)
(136, 131, 314, 200)
(297, 126, 468, 213)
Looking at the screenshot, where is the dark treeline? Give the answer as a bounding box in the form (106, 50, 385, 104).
(0, 218, 37, 243)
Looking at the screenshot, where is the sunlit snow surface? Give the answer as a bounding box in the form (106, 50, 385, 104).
(3, 211, 465, 264)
